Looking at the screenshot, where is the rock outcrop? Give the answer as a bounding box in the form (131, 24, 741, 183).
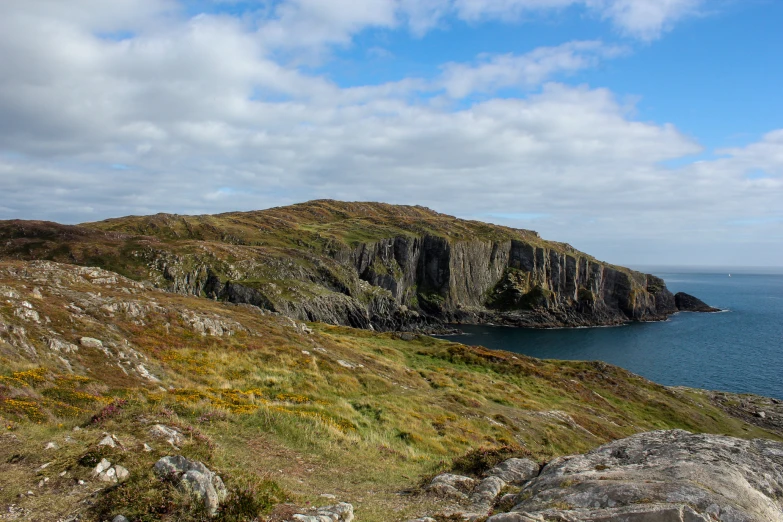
(493, 430, 783, 521)
(153, 456, 227, 516)
(284, 502, 354, 522)
(415, 430, 783, 522)
(675, 292, 721, 312)
(424, 457, 541, 519)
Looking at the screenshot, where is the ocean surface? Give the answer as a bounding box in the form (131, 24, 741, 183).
(440, 268, 783, 400)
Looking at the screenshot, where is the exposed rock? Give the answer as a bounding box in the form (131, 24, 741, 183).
(495, 493, 517, 512)
(135, 363, 160, 382)
(93, 458, 112, 476)
(89, 458, 129, 484)
(79, 337, 104, 349)
(114, 466, 130, 482)
(487, 458, 539, 485)
(675, 292, 720, 312)
(180, 310, 241, 336)
(44, 442, 59, 450)
(153, 456, 227, 516)
(420, 459, 543, 519)
(470, 476, 506, 509)
(495, 430, 783, 522)
(98, 467, 117, 483)
(14, 302, 40, 323)
(426, 473, 478, 501)
(289, 502, 355, 522)
(149, 424, 185, 447)
(706, 390, 783, 436)
(98, 434, 118, 448)
(112, 516, 130, 522)
(48, 338, 79, 353)
(489, 504, 714, 521)
(102, 300, 157, 318)
(337, 360, 362, 370)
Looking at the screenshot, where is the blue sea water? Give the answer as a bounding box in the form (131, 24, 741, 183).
(440, 268, 783, 400)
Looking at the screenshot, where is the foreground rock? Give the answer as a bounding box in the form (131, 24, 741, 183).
(491, 430, 783, 522)
(423, 457, 540, 519)
(153, 456, 227, 516)
(285, 502, 354, 521)
(675, 292, 721, 312)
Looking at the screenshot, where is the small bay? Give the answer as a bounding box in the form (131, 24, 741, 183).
(440, 268, 783, 400)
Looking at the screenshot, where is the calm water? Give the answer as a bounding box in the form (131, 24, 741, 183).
(440, 268, 783, 399)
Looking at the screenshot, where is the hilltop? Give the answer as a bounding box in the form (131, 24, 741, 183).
(0, 200, 696, 332)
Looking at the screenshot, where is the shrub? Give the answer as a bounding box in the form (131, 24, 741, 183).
(215, 481, 288, 521)
(451, 444, 531, 476)
(90, 399, 129, 424)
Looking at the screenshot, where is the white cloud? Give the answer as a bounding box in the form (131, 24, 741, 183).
(446, 0, 703, 40)
(439, 41, 627, 98)
(258, 0, 399, 52)
(590, 0, 704, 40)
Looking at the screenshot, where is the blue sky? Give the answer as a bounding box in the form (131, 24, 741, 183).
(0, 0, 781, 266)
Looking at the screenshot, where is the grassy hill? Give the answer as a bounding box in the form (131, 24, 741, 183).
(0, 201, 681, 332)
(0, 259, 777, 521)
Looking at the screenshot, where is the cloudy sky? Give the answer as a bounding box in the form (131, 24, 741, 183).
(1, 0, 781, 266)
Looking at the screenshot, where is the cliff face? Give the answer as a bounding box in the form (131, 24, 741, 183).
(0, 200, 683, 330)
(346, 236, 676, 328)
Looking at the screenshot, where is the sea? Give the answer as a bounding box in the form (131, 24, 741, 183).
(439, 267, 783, 400)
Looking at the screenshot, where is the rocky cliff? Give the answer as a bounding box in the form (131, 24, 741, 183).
(0, 200, 701, 331)
(346, 234, 677, 328)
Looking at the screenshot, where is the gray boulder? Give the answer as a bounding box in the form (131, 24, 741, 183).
(153, 456, 227, 516)
(290, 502, 354, 522)
(149, 424, 186, 447)
(493, 430, 783, 522)
(470, 475, 507, 508)
(487, 458, 539, 485)
(425, 473, 478, 501)
(114, 465, 130, 482)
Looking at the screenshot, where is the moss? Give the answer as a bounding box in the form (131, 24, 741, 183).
(578, 287, 595, 303)
(486, 268, 554, 311)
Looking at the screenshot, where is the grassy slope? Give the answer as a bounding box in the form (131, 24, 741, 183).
(83, 199, 623, 270)
(85, 200, 542, 245)
(0, 260, 777, 521)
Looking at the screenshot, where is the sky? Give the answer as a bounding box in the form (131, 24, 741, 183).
(0, 0, 781, 267)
